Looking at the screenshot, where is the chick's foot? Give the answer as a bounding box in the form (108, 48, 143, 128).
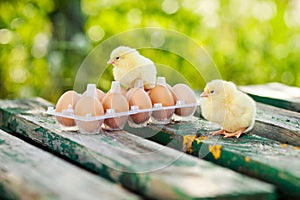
(223, 128, 247, 138)
(210, 129, 226, 136)
(210, 128, 246, 138)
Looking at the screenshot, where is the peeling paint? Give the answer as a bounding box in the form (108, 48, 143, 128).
(107, 168, 122, 182)
(280, 144, 288, 148)
(245, 156, 251, 162)
(182, 135, 196, 153)
(0, 98, 296, 199)
(209, 145, 222, 160)
(182, 135, 209, 154)
(195, 136, 208, 144)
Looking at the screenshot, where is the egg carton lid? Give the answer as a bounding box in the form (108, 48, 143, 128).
(45, 100, 201, 122)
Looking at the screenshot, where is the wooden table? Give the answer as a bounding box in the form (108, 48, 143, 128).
(0, 82, 299, 199)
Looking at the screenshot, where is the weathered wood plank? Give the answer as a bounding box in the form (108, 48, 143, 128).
(0, 98, 276, 200)
(127, 113, 300, 199)
(239, 82, 300, 112)
(255, 103, 300, 146)
(129, 101, 300, 146)
(0, 129, 140, 200)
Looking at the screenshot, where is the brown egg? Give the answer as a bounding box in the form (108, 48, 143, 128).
(149, 78, 175, 124)
(102, 82, 129, 130)
(74, 96, 104, 134)
(96, 89, 106, 102)
(173, 84, 197, 116)
(166, 84, 178, 104)
(121, 87, 128, 96)
(126, 87, 152, 127)
(149, 85, 175, 106)
(83, 88, 105, 102)
(55, 91, 81, 126)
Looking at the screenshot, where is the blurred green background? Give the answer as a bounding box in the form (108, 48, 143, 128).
(1, 0, 299, 103)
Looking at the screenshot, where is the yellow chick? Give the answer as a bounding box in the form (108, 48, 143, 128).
(200, 80, 256, 138)
(107, 46, 157, 90)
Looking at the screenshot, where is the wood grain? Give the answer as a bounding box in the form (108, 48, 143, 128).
(239, 82, 300, 112)
(130, 114, 300, 199)
(0, 98, 275, 200)
(254, 103, 300, 146)
(0, 129, 140, 200)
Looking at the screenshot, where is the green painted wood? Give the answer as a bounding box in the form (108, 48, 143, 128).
(0, 129, 140, 200)
(126, 113, 300, 199)
(239, 82, 300, 112)
(0, 98, 275, 200)
(195, 87, 300, 146)
(128, 102, 300, 147)
(254, 103, 300, 146)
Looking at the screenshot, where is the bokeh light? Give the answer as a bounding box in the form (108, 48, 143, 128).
(0, 0, 299, 102)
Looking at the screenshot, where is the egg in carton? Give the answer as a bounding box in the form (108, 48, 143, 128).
(46, 78, 200, 134)
(101, 81, 129, 130)
(126, 80, 152, 128)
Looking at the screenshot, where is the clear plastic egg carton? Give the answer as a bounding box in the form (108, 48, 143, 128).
(46, 101, 200, 130)
(45, 77, 201, 134)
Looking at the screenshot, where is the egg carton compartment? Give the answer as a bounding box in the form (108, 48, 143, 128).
(45, 100, 200, 123)
(48, 78, 200, 134)
(46, 101, 200, 134)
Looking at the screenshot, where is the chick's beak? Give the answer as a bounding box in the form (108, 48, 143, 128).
(200, 90, 209, 97)
(107, 59, 114, 65)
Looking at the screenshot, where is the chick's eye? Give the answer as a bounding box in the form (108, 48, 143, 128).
(115, 56, 120, 60)
(210, 90, 215, 94)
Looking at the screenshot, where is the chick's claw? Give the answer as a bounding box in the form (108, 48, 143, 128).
(223, 129, 244, 138)
(210, 129, 226, 136)
(210, 128, 246, 138)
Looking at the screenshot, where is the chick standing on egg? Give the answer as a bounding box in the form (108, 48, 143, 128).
(107, 46, 157, 90)
(200, 80, 256, 138)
